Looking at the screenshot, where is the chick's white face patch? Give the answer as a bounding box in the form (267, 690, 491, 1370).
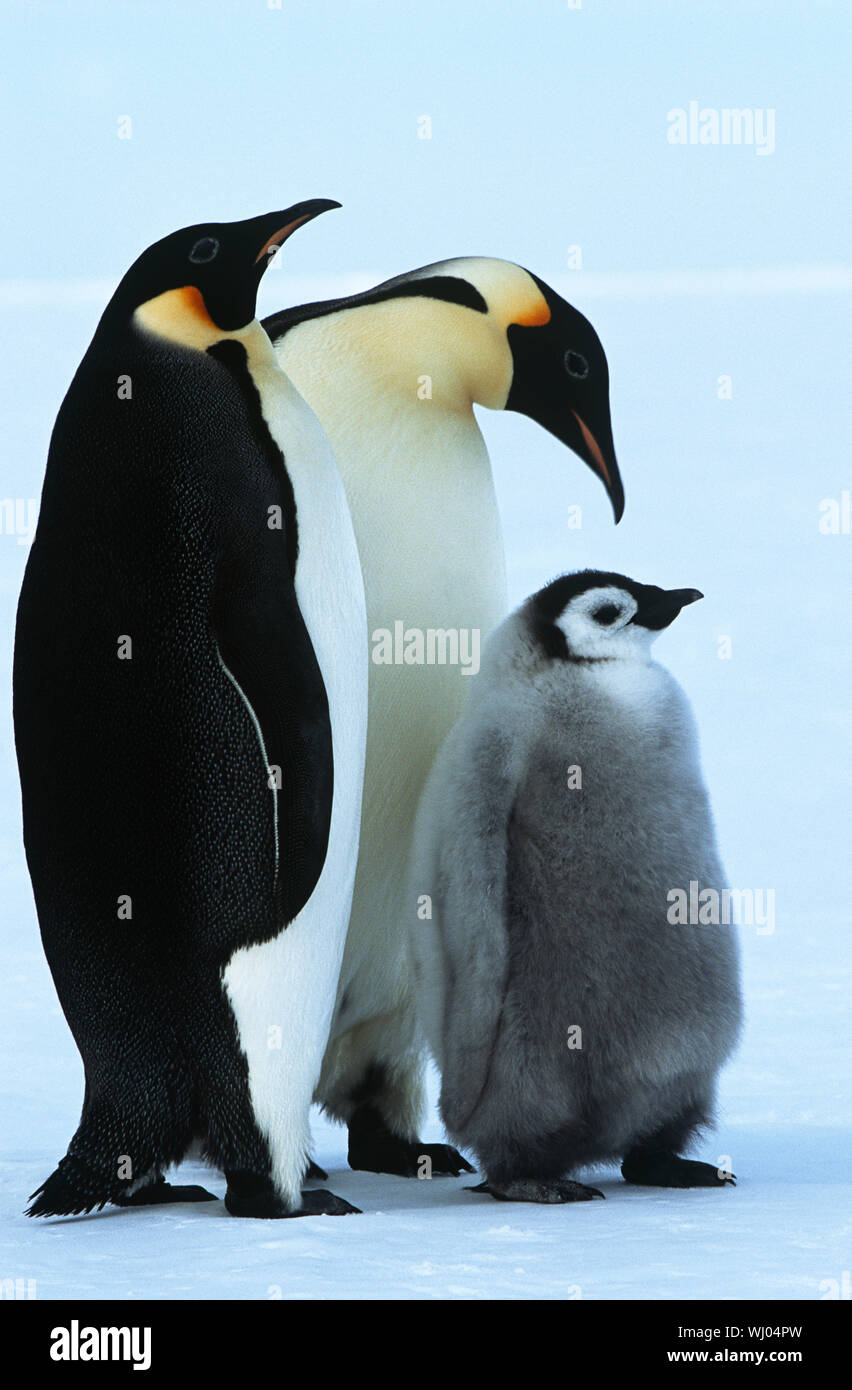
(556, 585, 651, 659)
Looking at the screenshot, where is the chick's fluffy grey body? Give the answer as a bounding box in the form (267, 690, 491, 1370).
(410, 602, 742, 1187)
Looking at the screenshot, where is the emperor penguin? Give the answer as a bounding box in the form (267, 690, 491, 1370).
(408, 571, 743, 1202)
(262, 260, 624, 1176)
(14, 201, 368, 1219)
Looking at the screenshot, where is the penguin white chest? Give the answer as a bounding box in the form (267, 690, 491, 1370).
(249, 358, 368, 882)
(220, 352, 368, 1203)
(345, 410, 505, 632)
(589, 659, 672, 730)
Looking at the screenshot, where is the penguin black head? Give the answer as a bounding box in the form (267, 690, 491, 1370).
(525, 570, 703, 661)
(263, 254, 623, 520)
(107, 199, 340, 338)
(505, 275, 624, 523)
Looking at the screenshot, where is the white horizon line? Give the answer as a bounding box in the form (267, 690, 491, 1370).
(0, 264, 850, 308)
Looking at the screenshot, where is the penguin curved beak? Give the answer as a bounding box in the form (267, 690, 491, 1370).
(633, 587, 703, 630)
(252, 199, 342, 269)
(570, 409, 625, 524)
(512, 398, 625, 523)
(504, 300, 625, 523)
(186, 201, 342, 333)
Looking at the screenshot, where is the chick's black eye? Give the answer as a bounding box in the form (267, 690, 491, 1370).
(189, 236, 219, 264)
(592, 604, 620, 625)
(564, 349, 589, 379)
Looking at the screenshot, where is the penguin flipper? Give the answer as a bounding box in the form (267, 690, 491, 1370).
(213, 550, 333, 927)
(417, 710, 527, 1136)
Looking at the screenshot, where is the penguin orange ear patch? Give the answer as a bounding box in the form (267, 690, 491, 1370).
(512, 298, 551, 328)
(176, 285, 217, 326)
(134, 285, 224, 349)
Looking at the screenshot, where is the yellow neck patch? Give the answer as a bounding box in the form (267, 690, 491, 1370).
(512, 296, 551, 328)
(134, 285, 233, 352)
(133, 287, 280, 379)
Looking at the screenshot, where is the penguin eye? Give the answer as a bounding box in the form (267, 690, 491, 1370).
(564, 350, 589, 380)
(189, 237, 220, 265)
(592, 604, 620, 626)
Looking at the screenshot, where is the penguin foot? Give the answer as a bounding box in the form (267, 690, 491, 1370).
(224, 1170, 360, 1218)
(226, 1188, 360, 1218)
(621, 1151, 736, 1188)
(348, 1104, 474, 1176)
(467, 1178, 605, 1204)
(296, 1189, 361, 1217)
(350, 1139, 475, 1178)
(113, 1175, 218, 1207)
(304, 1159, 328, 1181)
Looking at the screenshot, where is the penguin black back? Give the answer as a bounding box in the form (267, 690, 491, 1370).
(14, 202, 359, 1218)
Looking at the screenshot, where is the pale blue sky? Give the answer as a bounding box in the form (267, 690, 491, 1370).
(1, 0, 849, 283)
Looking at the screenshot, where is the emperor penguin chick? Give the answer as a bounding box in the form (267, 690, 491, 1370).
(409, 571, 742, 1203)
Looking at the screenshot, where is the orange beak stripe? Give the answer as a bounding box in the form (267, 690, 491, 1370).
(572, 409, 612, 490)
(254, 214, 314, 265)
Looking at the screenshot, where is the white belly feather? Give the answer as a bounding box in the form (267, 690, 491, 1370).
(221, 345, 367, 1204)
(276, 367, 507, 1050)
(276, 309, 509, 1124)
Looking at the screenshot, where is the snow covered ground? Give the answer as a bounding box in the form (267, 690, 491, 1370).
(1, 282, 850, 1301)
(3, 905, 850, 1301)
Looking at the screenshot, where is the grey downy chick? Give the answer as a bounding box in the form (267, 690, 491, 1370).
(408, 571, 742, 1203)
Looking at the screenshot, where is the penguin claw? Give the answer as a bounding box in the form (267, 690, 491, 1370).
(224, 1170, 360, 1218)
(415, 1143, 476, 1177)
(350, 1138, 474, 1178)
(297, 1189, 361, 1217)
(347, 1105, 474, 1176)
(113, 1176, 218, 1207)
(226, 1189, 361, 1218)
(467, 1178, 605, 1204)
(621, 1152, 737, 1188)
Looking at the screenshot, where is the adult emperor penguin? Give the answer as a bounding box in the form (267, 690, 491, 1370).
(263, 260, 624, 1175)
(15, 201, 368, 1219)
(408, 571, 742, 1202)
